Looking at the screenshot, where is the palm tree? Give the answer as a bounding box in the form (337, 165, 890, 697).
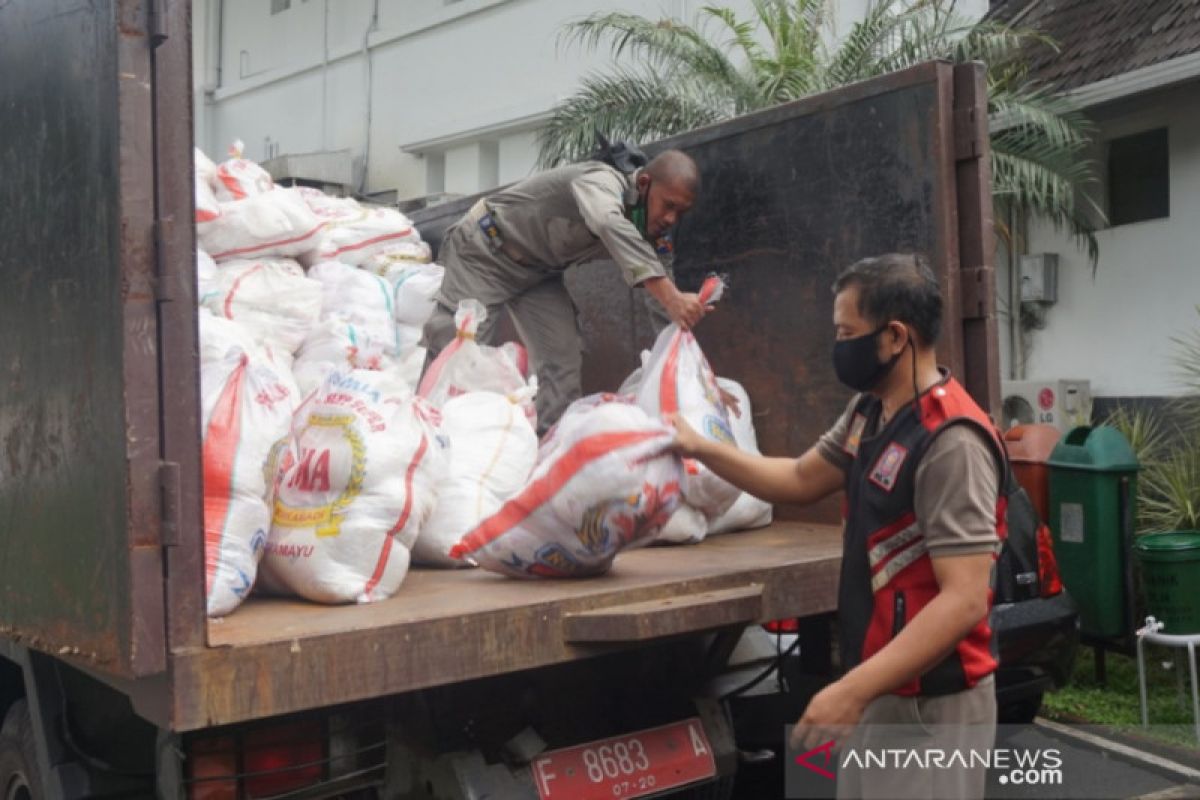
(538, 0, 1102, 263)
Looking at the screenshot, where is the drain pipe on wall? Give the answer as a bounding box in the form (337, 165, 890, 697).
(1005, 205, 1034, 381)
(359, 0, 381, 196)
(321, 0, 330, 152)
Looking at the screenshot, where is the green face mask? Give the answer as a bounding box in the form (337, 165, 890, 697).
(630, 202, 648, 237)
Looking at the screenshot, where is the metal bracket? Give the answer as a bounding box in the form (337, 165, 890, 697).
(149, 0, 169, 48)
(152, 217, 177, 304)
(954, 106, 984, 161)
(159, 461, 181, 548)
(959, 265, 993, 321)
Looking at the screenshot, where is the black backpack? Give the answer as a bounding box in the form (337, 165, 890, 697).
(994, 466, 1044, 605)
(590, 130, 648, 174)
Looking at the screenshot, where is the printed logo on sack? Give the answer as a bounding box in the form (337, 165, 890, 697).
(273, 413, 366, 538)
(703, 415, 736, 445)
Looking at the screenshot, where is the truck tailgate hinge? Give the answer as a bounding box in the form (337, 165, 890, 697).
(954, 106, 984, 161)
(153, 217, 178, 304)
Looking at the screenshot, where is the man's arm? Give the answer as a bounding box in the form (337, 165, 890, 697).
(570, 169, 705, 329)
(792, 553, 993, 749)
(571, 169, 668, 287)
(673, 418, 844, 506)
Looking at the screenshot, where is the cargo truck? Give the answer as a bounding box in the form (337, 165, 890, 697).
(0, 2, 1074, 797)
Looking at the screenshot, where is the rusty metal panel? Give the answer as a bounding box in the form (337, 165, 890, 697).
(0, 0, 168, 676)
(153, 0, 207, 655)
(953, 63, 1001, 415)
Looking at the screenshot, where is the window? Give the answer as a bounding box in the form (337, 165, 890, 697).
(271, 0, 291, 14)
(1107, 128, 1169, 226)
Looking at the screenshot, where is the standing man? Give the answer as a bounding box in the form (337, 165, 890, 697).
(672, 254, 1003, 799)
(422, 150, 707, 432)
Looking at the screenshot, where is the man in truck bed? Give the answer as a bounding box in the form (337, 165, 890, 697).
(421, 149, 708, 432)
(673, 253, 1002, 799)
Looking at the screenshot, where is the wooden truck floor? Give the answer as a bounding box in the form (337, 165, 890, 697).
(168, 523, 842, 730)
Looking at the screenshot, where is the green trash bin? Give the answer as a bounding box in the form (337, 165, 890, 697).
(1134, 532, 1200, 634)
(1047, 425, 1140, 639)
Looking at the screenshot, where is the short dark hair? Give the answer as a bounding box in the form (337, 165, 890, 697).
(832, 253, 942, 345)
(646, 149, 701, 194)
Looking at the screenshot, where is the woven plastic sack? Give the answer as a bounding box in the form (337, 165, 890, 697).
(307, 261, 400, 353)
(199, 257, 322, 356)
(707, 378, 773, 535)
(263, 370, 446, 604)
(385, 262, 445, 328)
(413, 391, 538, 567)
(292, 319, 396, 397)
(417, 299, 537, 426)
(214, 139, 275, 201)
(635, 276, 739, 526)
(363, 240, 434, 274)
(195, 148, 222, 224)
(200, 314, 297, 617)
(199, 187, 325, 263)
(314, 206, 420, 267)
(451, 396, 682, 578)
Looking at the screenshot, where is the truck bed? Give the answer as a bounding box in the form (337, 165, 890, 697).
(169, 523, 841, 730)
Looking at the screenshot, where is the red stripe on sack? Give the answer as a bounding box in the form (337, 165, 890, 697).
(698, 275, 722, 305)
(363, 433, 429, 599)
(211, 222, 326, 261)
(450, 429, 669, 558)
(416, 312, 474, 397)
(325, 229, 415, 257)
(416, 339, 460, 397)
(659, 330, 685, 415)
(223, 261, 266, 319)
(217, 168, 248, 200)
(202, 355, 250, 596)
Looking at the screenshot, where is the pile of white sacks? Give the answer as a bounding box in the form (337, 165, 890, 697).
(196, 143, 770, 617)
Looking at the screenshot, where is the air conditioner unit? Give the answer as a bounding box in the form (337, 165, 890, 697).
(1001, 379, 1092, 433)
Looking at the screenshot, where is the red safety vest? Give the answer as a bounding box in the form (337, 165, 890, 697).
(838, 373, 1007, 696)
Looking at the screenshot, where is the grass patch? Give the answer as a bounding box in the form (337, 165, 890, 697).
(1041, 645, 1200, 751)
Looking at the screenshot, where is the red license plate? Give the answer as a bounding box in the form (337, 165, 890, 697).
(532, 717, 717, 800)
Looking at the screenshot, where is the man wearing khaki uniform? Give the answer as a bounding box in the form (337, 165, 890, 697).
(422, 150, 707, 432)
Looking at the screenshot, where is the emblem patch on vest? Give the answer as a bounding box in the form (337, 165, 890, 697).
(654, 233, 674, 255)
(844, 413, 868, 457)
(869, 442, 908, 491)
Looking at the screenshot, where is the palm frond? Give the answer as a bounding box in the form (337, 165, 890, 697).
(991, 150, 1100, 266)
(535, 69, 730, 168)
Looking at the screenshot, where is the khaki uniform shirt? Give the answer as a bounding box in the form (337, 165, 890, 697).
(485, 162, 672, 287)
(817, 395, 1001, 557)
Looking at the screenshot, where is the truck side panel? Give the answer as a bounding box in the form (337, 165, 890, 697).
(0, 0, 167, 676)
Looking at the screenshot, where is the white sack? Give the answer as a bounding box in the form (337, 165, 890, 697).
(263, 370, 446, 603)
(413, 391, 538, 567)
(452, 396, 682, 578)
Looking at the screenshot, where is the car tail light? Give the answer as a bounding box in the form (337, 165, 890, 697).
(186, 720, 325, 799)
(763, 618, 799, 634)
(242, 720, 324, 798)
(1036, 524, 1063, 597)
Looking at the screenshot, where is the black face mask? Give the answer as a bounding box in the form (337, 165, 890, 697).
(832, 325, 904, 392)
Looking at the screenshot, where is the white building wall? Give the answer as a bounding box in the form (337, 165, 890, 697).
(1001, 82, 1200, 399)
(193, 0, 985, 199)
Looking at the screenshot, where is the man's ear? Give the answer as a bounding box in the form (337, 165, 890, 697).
(636, 172, 652, 194)
(888, 321, 910, 354)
